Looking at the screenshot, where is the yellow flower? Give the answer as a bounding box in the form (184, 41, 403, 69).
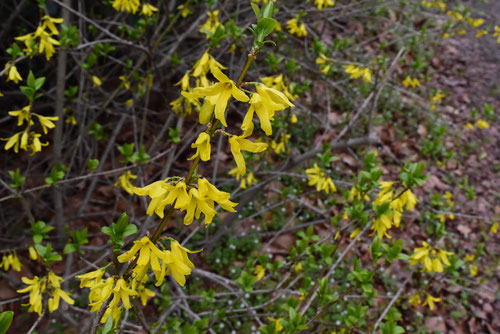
(465, 122, 474, 130)
(410, 241, 452, 272)
(34, 114, 59, 134)
(316, 54, 332, 74)
(18, 272, 73, 316)
(133, 179, 176, 218)
(3, 131, 29, 153)
(291, 114, 298, 123)
(344, 64, 372, 83)
(5, 63, 22, 84)
(76, 268, 106, 288)
(271, 133, 291, 154)
(8, 105, 32, 126)
(191, 51, 226, 79)
(422, 294, 441, 310)
(1, 253, 22, 271)
(491, 222, 498, 234)
(175, 73, 191, 91)
(409, 293, 421, 306)
(400, 189, 418, 210)
(314, 0, 335, 10)
(402, 76, 420, 88)
(137, 284, 155, 306)
(92, 76, 102, 87)
(199, 10, 222, 38)
(177, 4, 191, 18)
(242, 83, 294, 136)
(469, 265, 478, 277)
(287, 18, 307, 37)
(182, 67, 249, 127)
(305, 163, 336, 194)
(141, 3, 158, 17)
(229, 132, 268, 175)
(493, 26, 500, 43)
(189, 132, 211, 161)
(371, 214, 393, 239)
(476, 30, 488, 38)
(254, 265, 265, 281)
(17, 276, 43, 315)
(475, 119, 489, 129)
(467, 17, 484, 28)
(29, 246, 38, 260)
(112, 0, 140, 13)
(117, 236, 167, 285)
(40, 16, 63, 35)
(350, 228, 361, 239)
(114, 171, 138, 195)
(267, 317, 284, 332)
(164, 240, 201, 286)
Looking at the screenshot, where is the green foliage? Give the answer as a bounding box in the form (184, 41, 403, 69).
(63, 228, 89, 254)
(35, 243, 62, 265)
(8, 169, 25, 190)
(0, 311, 14, 334)
(30, 220, 54, 244)
(101, 213, 138, 252)
(45, 163, 67, 186)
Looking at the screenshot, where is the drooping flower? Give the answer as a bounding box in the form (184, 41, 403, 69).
(141, 3, 158, 17)
(117, 236, 168, 285)
(242, 83, 294, 136)
(286, 18, 307, 37)
(35, 114, 59, 134)
(111, 0, 140, 13)
(4, 63, 22, 84)
(410, 241, 452, 272)
(189, 132, 211, 161)
(133, 178, 174, 218)
(314, 0, 335, 11)
(114, 171, 137, 195)
(229, 131, 268, 175)
(402, 76, 420, 88)
(1, 253, 22, 271)
(344, 64, 372, 83)
(182, 67, 249, 127)
(164, 240, 201, 286)
(422, 294, 441, 310)
(305, 163, 336, 194)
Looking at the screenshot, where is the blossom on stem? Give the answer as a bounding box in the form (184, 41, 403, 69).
(189, 132, 211, 161)
(229, 131, 268, 175)
(164, 240, 201, 286)
(182, 68, 248, 127)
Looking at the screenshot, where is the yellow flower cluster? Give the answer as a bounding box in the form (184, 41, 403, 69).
(316, 54, 332, 74)
(16, 16, 63, 60)
(17, 271, 74, 316)
(409, 292, 441, 310)
(111, 0, 140, 13)
(402, 76, 421, 88)
(199, 10, 223, 38)
(410, 241, 452, 272)
(305, 163, 337, 194)
(1, 252, 22, 271)
(343, 64, 372, 83)
(286, 18, 307, 37)
(77, 237, 199, 322)
(133, 177, 237, 226)
(421, 0, 446, 11)
(368, 181, 418, 239)
(270, 133, 291, 154)
(314, 0, 335, 11)
(3, 104, 58, 154)
(229, 168, 257, 189)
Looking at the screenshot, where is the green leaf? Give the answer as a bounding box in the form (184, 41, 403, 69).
(0, 311, 14, 334)
(27, 71, 35, 88)
(63, 243, 78, 254)
(251, 3, 260, 18)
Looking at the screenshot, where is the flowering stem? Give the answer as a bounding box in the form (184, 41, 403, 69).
(125, 50, 258, 277)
